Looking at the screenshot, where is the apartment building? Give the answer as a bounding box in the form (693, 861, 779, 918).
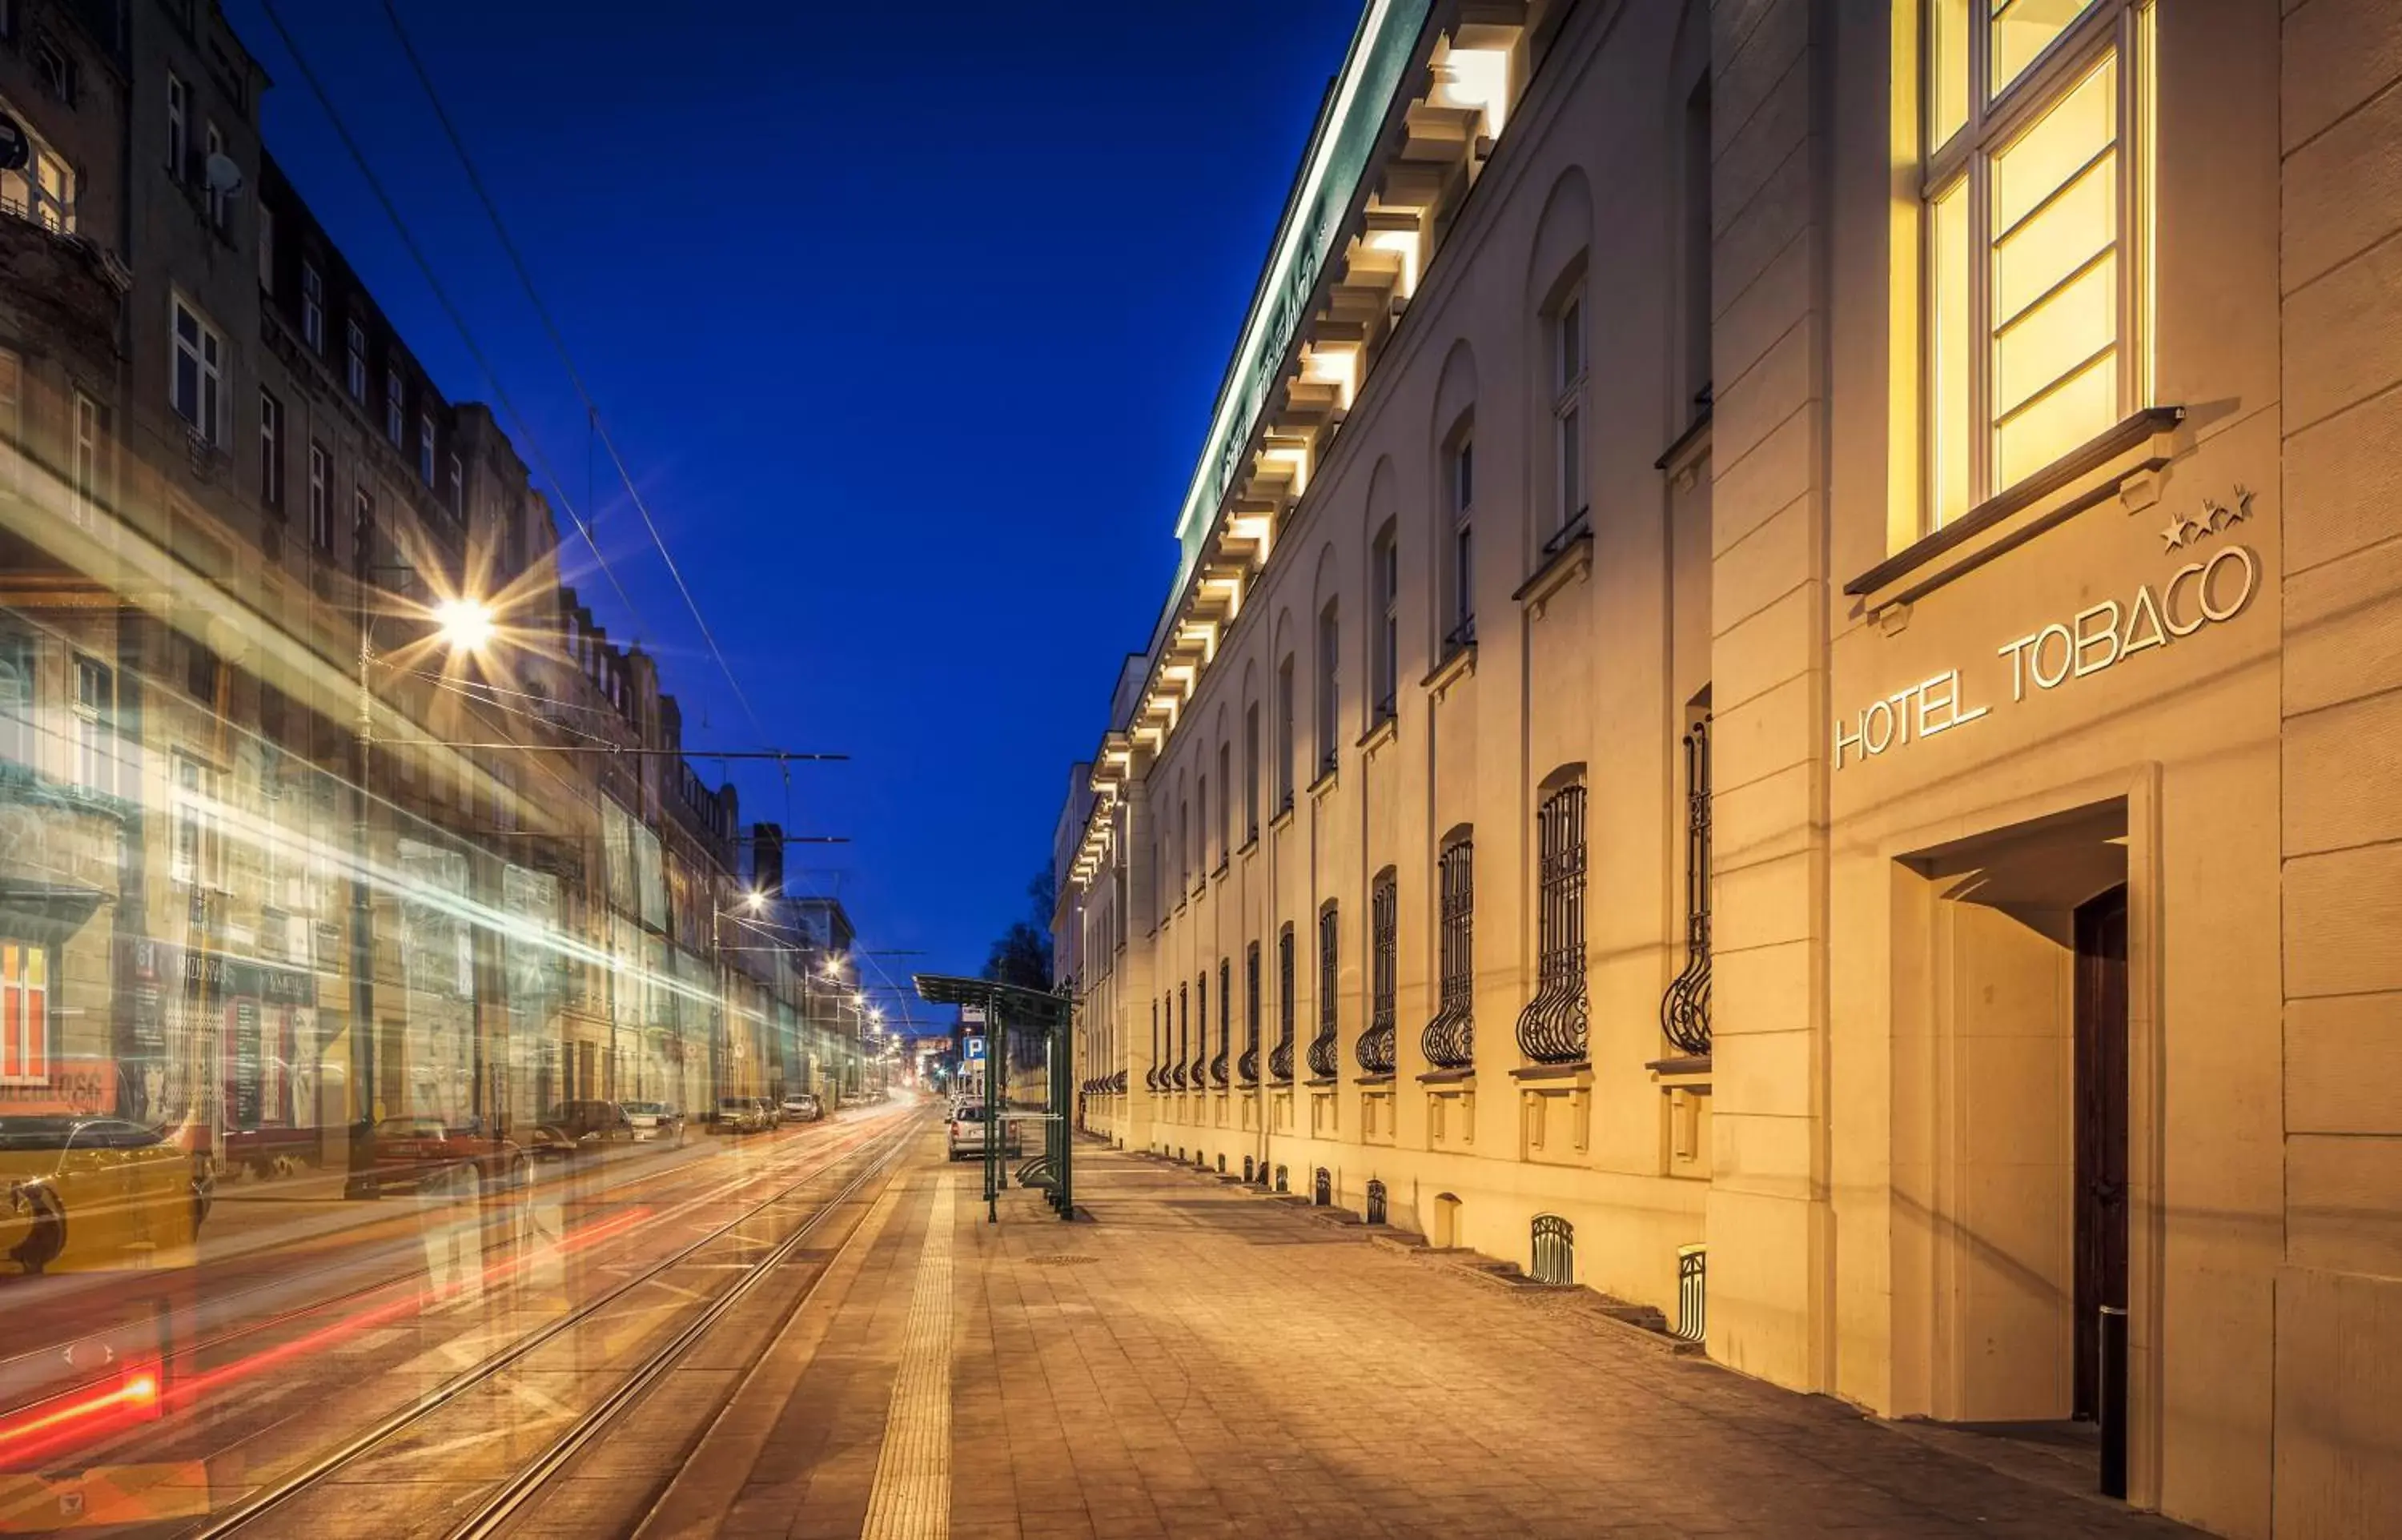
(0, 0, 838, 1177)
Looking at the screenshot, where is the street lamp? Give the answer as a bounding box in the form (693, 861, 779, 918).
(343, 581, 497, 1197)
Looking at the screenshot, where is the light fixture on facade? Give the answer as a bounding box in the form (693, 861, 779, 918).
(1301, 343, 1361, 410)
(1437, 46, 1511, 138)
(1365, 227, 1421, 299)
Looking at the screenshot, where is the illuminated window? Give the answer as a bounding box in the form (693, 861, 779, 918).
(0, 108, 75, 233)
(0, 941, 49, 1085)
(1923, 0, 2148, 531)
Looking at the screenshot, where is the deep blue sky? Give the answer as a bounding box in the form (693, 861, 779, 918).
(225, 0, 1360, 1025)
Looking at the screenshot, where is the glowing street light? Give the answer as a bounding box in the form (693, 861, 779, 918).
(431, 596, 496, 653)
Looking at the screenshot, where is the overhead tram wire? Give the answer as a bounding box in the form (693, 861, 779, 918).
(376, 0, 769, 753)
(252, 0, 650, 650)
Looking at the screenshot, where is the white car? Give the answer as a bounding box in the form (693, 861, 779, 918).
(621, 1101, 685, 1145)
(946, 1103, 1023, 1161)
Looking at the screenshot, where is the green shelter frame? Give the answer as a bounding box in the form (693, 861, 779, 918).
(913, 973, 1075, 1222)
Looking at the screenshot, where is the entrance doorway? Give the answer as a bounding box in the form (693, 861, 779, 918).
(2072, 885, 2128, 1423)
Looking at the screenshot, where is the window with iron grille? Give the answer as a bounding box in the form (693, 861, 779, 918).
(1175, 982, 1189, 1088)
(1191, 972, 1208, 1085)
(1308, 902, 1340, 1077)
(1516, 782, 1589, 1064)
(1661, 714, 1713, 1057)
(1270, 924, 1295, 1081)
(1424, 837, 1474, 1068)
(1358, 870, 1396, 1073)
(1239, 940, 1261, 1084)
(1147, 997, 1160, 1090)
(1211, 958, 1231, 1085)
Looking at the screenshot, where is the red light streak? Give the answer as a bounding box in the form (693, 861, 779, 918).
(0, 1370, 161, 1467)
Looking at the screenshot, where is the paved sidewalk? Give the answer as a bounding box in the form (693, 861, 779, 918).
(654, 1139, 2204, 1540)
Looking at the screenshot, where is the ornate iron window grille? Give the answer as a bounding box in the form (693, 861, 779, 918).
(1312, 1166, 1332, 1206)
(1191, 973, 1209, 1086)
(1210, 958, 1231, 1085)
(1531, 1213, 1574, 1285)
(1515, 784, 1589, 1065)
(1172, 984, 1189, 1089)
(1146, 998, 1162, 1090)
(1307, 904, 1341, 1077)
(1364, 1178, 1388, 1225)
(1270, 924, 1296, 1081)
(1676, 1244, 1707, 1342)
(1660, 717, 1713, 1057)
(1357, 871, 1397, 1073)
(1239, 941, 1262, 1085)
(1423, 839, 1476, 1069)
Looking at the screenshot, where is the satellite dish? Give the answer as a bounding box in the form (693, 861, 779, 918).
(204, 152, 244, 200)
(0, 114, 29, 174)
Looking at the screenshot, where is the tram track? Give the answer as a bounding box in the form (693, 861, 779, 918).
(183, 1112, 926, 1538)
(0, 1119, 870, 1447)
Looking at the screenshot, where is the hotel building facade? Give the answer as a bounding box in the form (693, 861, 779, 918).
(1050, 0, 2402, 1533)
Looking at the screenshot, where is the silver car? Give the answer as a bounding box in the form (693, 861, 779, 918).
(621, 1101, 685, 1145)
(946, 1103, 1023, 1161)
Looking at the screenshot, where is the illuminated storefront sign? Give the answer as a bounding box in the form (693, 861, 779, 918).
(1836, 511, 2261, 771)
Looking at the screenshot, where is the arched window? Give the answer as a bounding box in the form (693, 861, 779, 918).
(1548, 288, 1588, 547)
(1371, 521, 1400, 723)
(1212, 957, 1231, 1085)
(1239, 940, 1262, 1085)
(1275, 653, 1296, 813)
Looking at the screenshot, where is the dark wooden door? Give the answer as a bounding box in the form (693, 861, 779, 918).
(2073, 884, 2129, 1421)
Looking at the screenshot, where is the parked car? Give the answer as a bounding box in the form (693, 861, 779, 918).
(0, 1115, 211, 1276)
(779, 1093, 823, 1123)
(715, 1096, 767, 1133)
(620, 1101, 685, 1145)
(526, 1100, 635, 1158)
(946, 1103, 1022, 1162)
(367, 1115, 527, 1194)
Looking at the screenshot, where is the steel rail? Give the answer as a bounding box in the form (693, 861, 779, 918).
(444, 1121, 920, 1538)
(187, 1115, 922, 1538)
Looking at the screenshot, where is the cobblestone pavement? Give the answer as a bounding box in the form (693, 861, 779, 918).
(650, 1137, 2205, 1540)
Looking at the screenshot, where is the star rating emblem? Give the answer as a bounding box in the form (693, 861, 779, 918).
(2161, 515, 2199, 551)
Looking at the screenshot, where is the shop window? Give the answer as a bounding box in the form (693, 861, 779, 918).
(1922, 0, 2150, 531)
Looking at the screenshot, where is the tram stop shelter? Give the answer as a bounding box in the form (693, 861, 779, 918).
(912, 974, 1075, 1222)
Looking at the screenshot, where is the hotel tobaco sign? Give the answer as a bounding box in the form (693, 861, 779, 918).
(1834, 488, 2262, 771)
